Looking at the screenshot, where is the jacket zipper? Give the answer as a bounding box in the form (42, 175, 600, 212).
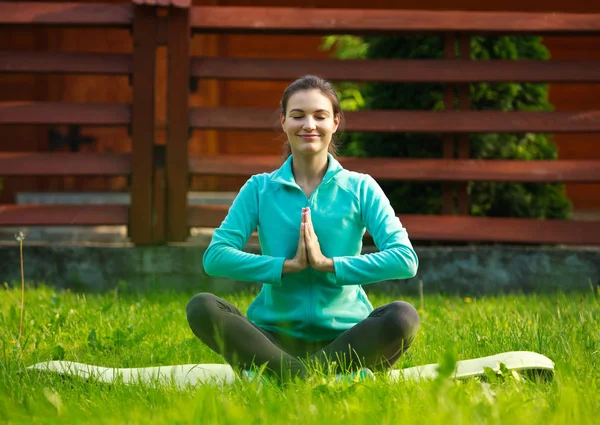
(285, 175, 335, 328)
(306, 189, 319, 327)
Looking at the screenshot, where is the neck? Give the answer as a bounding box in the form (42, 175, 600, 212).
(290, 151, 329, 187)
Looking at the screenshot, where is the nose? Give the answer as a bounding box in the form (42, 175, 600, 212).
(302, 116, 316, 130)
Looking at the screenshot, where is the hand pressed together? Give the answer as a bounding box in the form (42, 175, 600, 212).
(283, 207, 334, 274)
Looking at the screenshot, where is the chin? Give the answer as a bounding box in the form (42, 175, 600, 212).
(300, 149, 327, 158)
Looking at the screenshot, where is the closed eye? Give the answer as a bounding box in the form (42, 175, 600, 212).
(291, 116, 326, 120)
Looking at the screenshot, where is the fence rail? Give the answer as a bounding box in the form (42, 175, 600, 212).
(188, 108, 600, 133)
(1, 1, 599, 246)
(190, 57, 600, 83)
(0, 102, 131, 125)
(0, 205, 128, 226)
(0, 2, 133, 26)
(0, 153, 131, 176)
(0, 51, 133, 74)
(189, 156, 600, 183)
(190, 6, 600, 35)
(187, 206, 600, 245)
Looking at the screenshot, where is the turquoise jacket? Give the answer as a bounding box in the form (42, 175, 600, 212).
(202, 153, 418, 341)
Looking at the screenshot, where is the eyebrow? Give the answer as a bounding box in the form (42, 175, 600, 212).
(289, 109, 331, 115)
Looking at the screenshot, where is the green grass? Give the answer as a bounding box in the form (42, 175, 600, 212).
(1, 285, 599, 424)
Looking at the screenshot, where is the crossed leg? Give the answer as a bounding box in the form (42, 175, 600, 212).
(186, 293, 420, 381)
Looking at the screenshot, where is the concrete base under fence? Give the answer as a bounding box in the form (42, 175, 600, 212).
(1, 236, 598, 295)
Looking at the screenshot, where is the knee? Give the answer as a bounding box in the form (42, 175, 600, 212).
(383, 301, 420, 342)
(186, 292, 218, 325)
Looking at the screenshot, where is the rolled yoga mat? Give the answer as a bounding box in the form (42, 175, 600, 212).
(27, 351, 554, 388)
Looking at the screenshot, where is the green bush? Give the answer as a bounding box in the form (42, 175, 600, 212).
(322, 35, 571, 219)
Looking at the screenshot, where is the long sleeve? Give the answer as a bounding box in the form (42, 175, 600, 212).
(202, 176, 286, 285)
(332, 175, 418, 286)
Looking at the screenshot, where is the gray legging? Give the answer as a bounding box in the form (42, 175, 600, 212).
(186, 293, 420, 381)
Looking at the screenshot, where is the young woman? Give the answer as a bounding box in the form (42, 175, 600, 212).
(186, 75, 420, 382)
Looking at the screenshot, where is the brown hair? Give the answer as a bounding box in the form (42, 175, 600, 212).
(280, 75, 344, 159)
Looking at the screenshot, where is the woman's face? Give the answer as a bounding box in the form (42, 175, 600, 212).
(281, 89, 340, 157)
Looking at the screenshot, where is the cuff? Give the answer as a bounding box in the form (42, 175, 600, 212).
(270, 257, 287, 286)
(332, 257, 345, 286)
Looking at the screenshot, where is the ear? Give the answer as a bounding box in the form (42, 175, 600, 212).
(280, 113, 286, 130)
(333, 114, 341, 133)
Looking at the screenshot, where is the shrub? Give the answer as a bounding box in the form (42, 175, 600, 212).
(322, 35, 571, 219)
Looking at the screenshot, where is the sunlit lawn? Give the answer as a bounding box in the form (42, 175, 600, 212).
(1, 284, 599, 424)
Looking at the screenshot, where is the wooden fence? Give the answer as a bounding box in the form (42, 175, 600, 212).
(1, 2, 600, 245)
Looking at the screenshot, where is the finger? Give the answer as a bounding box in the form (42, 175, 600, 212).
(306, 210, 316, 238)
(305, 226, 315, 254)
(300, 224, 308, 260)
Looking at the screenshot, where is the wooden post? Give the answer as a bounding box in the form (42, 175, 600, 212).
(152, 146, 167, 243)
(130, 5, 157, 245)
(457, 34, 471, 216)
(166, 6, 190, 242)
(442, 32, 456, 215)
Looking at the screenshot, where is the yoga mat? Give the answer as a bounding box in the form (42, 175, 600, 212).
(27, 351, 554, 388)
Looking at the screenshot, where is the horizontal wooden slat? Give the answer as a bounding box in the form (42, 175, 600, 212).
(0, 2, 132, 27)
(134, 0, 191, 7)
(0, 205, 128, 226)
(0, 51, 132, 75)
(188, 205, 600, 245)
(191, 6, 600, 35)
(189, 155, 600, 183)
(0, 102, 131, 125)
(0, 153, 131, 176)
(404, 215, 600, 245)
(191, 57, 600, 83)
(189, 108, 600, 133)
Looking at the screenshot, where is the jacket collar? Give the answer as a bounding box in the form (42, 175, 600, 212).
(271, 153, 343, 187)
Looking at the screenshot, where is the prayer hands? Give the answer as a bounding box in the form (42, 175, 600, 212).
(283, 208, 334, 274)
(302, 208, 332, 272)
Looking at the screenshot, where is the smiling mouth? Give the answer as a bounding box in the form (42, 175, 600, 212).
(299, 134, 320, 138)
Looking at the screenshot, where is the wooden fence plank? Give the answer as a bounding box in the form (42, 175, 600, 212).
(166, 6, 190, 242)
(190, 57, 600, 83)
(189, 108, 600, 133)
(188, 205, 600, 245)
(188, 204, 228, 229)
(188, 155, 600, 183)
(0, 102, 130, 125)
(457, 34, 471, 216)
(0, 2, 132, 26)
(130, 5, 157, 245)
(152, 167, 166, 243)
(0, 51, 132, 75)
(0, 152, 131, 176)
(133, 0, 191, 7)
(190, 6, 600, 35)
(404, 215, 600, 244)
(0, 205, 128, 226)
(442, 32, 456, 215)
